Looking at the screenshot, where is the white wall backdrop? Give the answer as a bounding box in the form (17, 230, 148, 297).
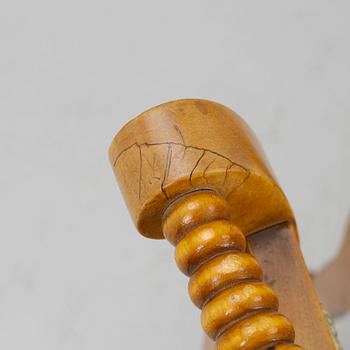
(0, 0, 349, 349)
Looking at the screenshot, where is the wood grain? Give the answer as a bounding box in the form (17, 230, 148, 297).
(163, 191, 302, 349)
(249, 223, 336, 349)
(109, 99, 336, 349)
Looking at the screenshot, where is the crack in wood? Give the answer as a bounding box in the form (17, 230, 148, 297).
(113, 141, 250, 201)
(223, 164, 234, 186)
(161, 144, 172, 199)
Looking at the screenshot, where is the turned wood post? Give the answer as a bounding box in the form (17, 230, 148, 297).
(109, 99, 336, 349)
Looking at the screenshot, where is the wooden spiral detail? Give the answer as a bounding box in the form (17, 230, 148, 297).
(162, 190, 303, 350)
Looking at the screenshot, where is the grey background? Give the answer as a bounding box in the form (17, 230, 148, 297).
(0, 0, 349, 349)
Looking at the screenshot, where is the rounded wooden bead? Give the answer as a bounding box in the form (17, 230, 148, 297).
(162, 191, 230, 246)
(215, 312, 295, 350)
(188, 252, 263, 308)
(175, 220, 246, 276)
(201, 281, 279, 339)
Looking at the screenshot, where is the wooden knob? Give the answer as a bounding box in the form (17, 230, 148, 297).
(109, 99, 295, 239)
(175, 220, 246, 276)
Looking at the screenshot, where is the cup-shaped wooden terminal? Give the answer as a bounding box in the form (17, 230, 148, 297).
(109, 99, 295, 239)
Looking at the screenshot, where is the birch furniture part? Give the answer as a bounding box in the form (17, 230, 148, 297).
(109, 99, 336, 350)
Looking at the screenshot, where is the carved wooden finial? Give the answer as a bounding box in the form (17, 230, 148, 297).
(109, 99, 294, 239)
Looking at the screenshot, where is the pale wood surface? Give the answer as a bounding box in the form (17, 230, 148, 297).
(249, 224, 335, 349)
(109, 99, 294, 239)
(314, 215, 350, 317)
(163, 191, 301, 349)
(109, 99, 336, 349)
(203, 223, 337, 350)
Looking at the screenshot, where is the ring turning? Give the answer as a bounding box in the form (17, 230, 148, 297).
(162, 190, 303, 350)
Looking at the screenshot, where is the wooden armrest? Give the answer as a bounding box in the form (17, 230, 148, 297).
(109, 99, 336, 349)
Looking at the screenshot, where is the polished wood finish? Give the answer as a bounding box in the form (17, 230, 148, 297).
(109, 99, 336, 349)
(276, 345, 304, 350)
(249, 224, 336, 349)
(204, 224, 339, 349)
(109, 99, 294, 239)
(175, 220, 246, 276)
(163, 191, 300, 349)
(315, 214, 350, 317)
(216, 312, 294, 350)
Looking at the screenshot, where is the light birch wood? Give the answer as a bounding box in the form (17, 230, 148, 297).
(109, 99, 336, 349)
